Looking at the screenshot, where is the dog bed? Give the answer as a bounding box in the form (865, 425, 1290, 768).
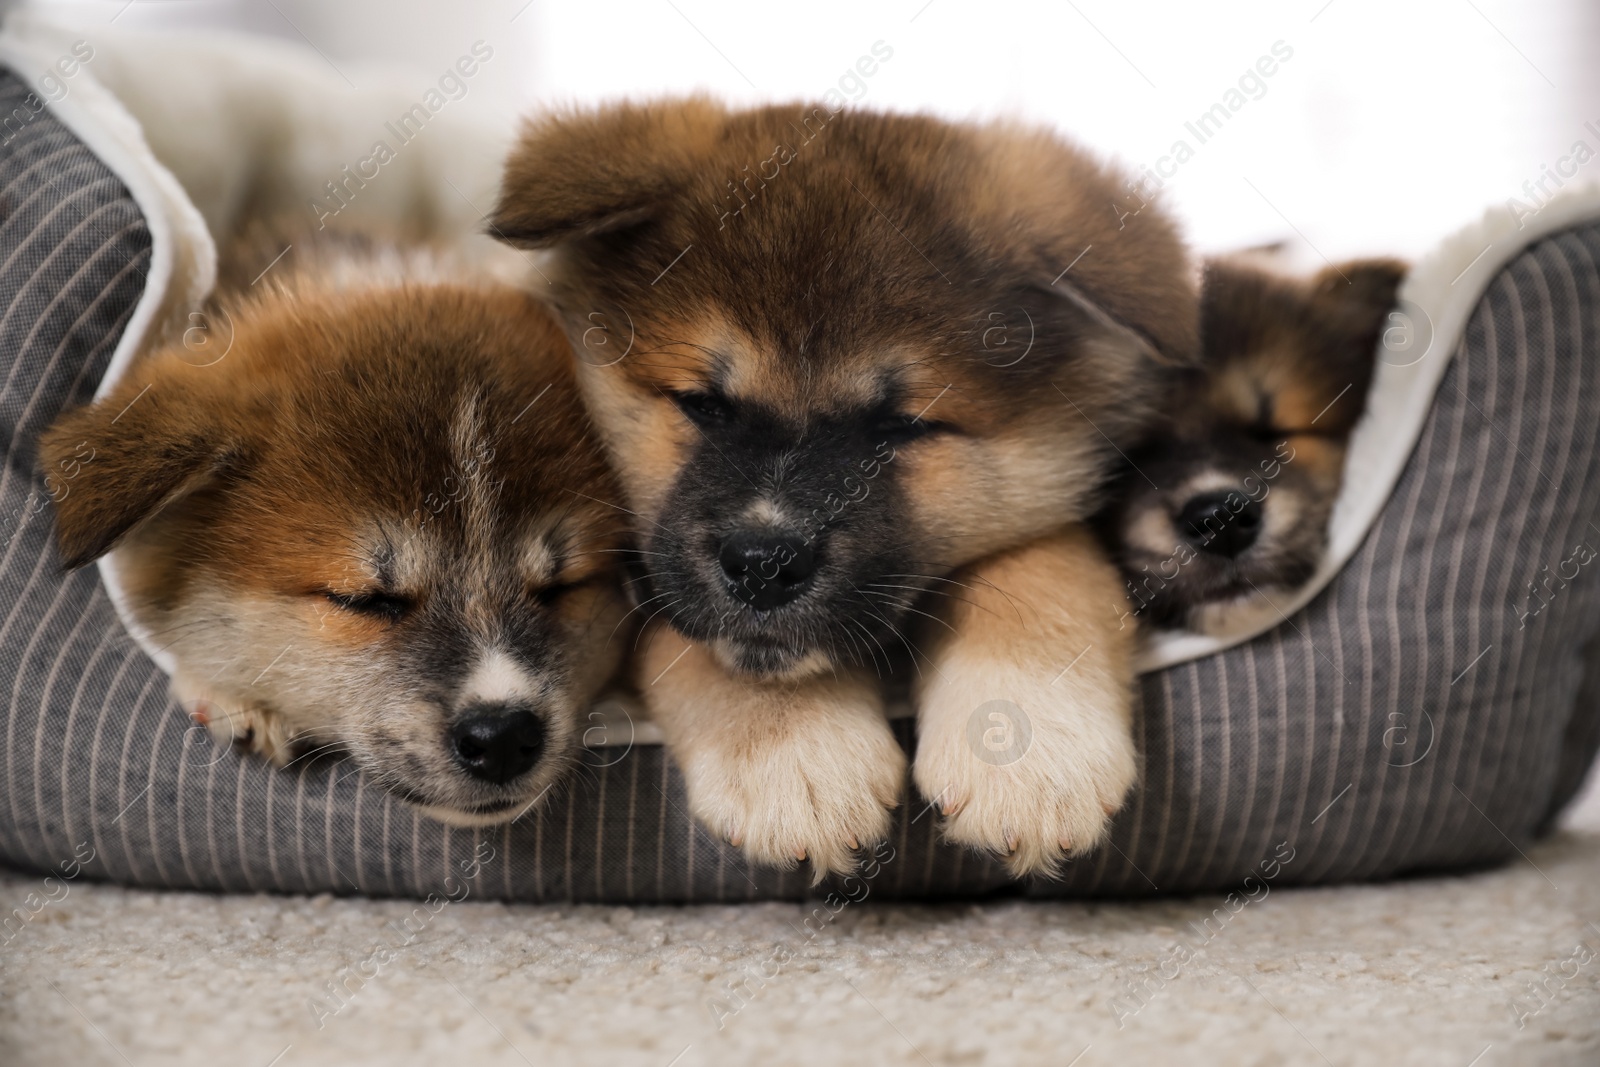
(2, 19, 1599, 902)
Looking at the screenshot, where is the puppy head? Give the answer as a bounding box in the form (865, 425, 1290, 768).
(39, 282, 629, 824)
(1101, 257, 1405, 631)
(491, 99, 1196, 677)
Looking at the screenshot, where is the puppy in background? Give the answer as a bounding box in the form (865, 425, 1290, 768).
(1099, 256, 1405, 633)
(38, 232, 631, 826)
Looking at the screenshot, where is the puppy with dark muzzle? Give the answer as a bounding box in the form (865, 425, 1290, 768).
(1098, 256, 1405, 633)
(491, 99, 1198, 877)
(38, 236, 631, 826)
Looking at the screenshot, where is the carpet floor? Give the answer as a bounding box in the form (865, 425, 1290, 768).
(3, 772, 1597, 1067)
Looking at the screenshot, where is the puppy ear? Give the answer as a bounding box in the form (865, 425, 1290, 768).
(38, 364, 231, 569)
(491, 97, 728, 248)
(1310, 258, 1407, 324)
(1045, 274, 1190, 369)
(963, 122, 1199, 367)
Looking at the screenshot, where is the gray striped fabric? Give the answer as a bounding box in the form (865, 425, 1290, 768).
(2, 63, 1598, 901)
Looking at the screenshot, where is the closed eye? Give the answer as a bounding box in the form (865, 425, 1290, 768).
(534, 581, 574, 606)
(873, 411, 948, 445)
(533, 573, 603, 607)
(1245, 422, 1283, 442)
(323, 590, 412, 622)
(669, 389, 735, 427)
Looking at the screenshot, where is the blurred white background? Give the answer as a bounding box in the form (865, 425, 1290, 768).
(22, 0, 1600, 261)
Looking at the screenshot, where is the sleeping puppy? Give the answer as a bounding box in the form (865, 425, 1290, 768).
(1098, 256, 1405, 633)
(491, 99, 1197, 877)
(37, 236, 631, 826)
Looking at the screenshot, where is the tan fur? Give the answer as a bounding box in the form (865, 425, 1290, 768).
(494, 99, 1198, 875)
(911, 527, 1136, 877)
(39, 237, 631, 824)
(637, 622, 905, 883)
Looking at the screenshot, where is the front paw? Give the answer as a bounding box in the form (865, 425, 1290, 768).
(681, 700, 907, 883)
(912, 651, 1136, 878)
(638, 626, 908, 882)
(171, 676, 296, 765)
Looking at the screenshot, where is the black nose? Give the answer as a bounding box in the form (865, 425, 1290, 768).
(449, 705, 545, 784)
(1177, 491, 1263, 558)
(718, 529, 816, 610)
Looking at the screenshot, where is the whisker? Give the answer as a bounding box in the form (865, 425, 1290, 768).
(864, 581, 984, 616)
(872, 595, 957, 636)
(882, 572, 979, 592)
(631, 596, 687, 651)
(610, 588, 679, 640)
(848, 617, 889, 677)
(278, 739, 347, 771)
(561, 488, 673, 537)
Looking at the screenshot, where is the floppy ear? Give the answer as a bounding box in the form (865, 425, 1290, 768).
(38, 366, 231, 569)
(962, 121, 1200, 367)
(490, 97, 728, 248)
(1044, 274, 1188, 370)
(1311, 258, 1407, 329)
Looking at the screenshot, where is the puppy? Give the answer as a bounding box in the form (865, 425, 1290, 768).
(491, 99, 1197, 876)
(38, 236, 631, 826)
(1099, 256, 1405, 633)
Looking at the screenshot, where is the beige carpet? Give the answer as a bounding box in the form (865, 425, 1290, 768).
(3, 771, 1597, 1067)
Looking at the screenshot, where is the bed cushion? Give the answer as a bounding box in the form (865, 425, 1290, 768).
(2, 58, 1599, 901)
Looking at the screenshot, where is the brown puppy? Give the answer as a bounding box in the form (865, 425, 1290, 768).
(38, 237, 630, 826)
(1099, 256, 1405, 632)
(491, 99, 1197, 878)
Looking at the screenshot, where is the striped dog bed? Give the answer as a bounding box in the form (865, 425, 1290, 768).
(1, 26, 1598, 902)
